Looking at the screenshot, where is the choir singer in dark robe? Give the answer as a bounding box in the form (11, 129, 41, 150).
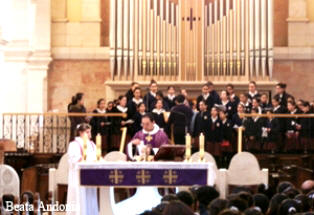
(127, 113, 169, 160)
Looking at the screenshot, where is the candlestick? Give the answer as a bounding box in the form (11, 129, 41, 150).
(185, 133, 191, 161)
(237, 126, 243, 153)
(96, 133, 101, 161)
(82, 133, 88, 161)
(199, 133, 205, 161)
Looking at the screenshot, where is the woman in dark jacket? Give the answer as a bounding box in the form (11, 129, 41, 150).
(68, 92, 87, 141)
(90, 98, 110, 154)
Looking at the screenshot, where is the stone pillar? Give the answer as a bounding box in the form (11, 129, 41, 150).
(0, 0, 51, 113)
(287, 0, 310, 46)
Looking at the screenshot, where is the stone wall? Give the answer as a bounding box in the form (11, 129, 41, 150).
(48, 60, 111, 112)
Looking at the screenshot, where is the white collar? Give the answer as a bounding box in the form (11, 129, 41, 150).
(230, 93, 236, 98)
(249, 91, 258, 97)
(168, 94, 176, 100)
(203, 93, 210, 99)
(117, 105, 128, 113)
(150, 91, 156, 97)
(222, 119, 227, 124)
(253, 117, 260, 122)
(240, 102, 249, 107)
(152, 108, 165, 114)
(211, 116, 218, 122)
(273, 105, 280, 111)
(142, 124, 160, 135)
(222, 100, 229, 106)
(290, 109, 297, 114)
(140, 111, 146, 116)
(96, 108, 106, 114)
(132, 97, 143, 105)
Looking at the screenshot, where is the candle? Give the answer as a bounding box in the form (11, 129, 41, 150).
(96, 133, 101, 161)
(82, 133, 88, 161)
(185, 133, 191, 161)
(199, 133, 205, 161)
(237, 126, 243, 153)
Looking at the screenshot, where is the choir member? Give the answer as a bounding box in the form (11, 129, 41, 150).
(219, 110, 233, 167)
(208, 81, 221, 105)
(247, 81, 261, 103)
(296, 99, 304, 111)
(155, 90, 169, 110)
(226, 83, 240, 105)
(297, 101, 312, 153)
(193, 100, 210, 150)
(131, 103, 146, 136)
(239, 93, 252, 113)
(166, 94, 193, 145)
(219, 90, 235, 119)
(90, 98, 110, 153)
(164, 86, 176, 110)
(197, 82, 221, 112)
(232, 103, 245, 128)
(205, 107, 223, 161)
(67, 123, 98, 215)
(111, 95, 130, 151)
(68, 92, 87, 141)
(181, 89, 193, 108)
(262, 110, 281, 153)
(152, 99, 166, 130)
(243, 108, 263, 152)
(143, 80, 158, 112)
(285, 101, 301, 152)
(252, 98, 263, 114)
(127, 113, 169, 160)
(125, 82, 140, 102)
(274, 83, 293, 108)
(127, 87, 143, 118)
(107, 101, 114, 112)
(272, 97, 288, 151)
(196, 83, 212, 111)
(260, 93, 272, 112)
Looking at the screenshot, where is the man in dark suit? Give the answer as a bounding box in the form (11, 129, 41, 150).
(274, 82, 293, 108)
(196, 82, 221, 111)
(125, 82, 139, 102)
(166, 94, 193, 145)
(143, 80, 158, 112)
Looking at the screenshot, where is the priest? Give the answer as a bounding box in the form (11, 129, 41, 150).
(127, 113, 169, 159)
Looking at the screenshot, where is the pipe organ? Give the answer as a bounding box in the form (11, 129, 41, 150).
(110, 0, 273, 82)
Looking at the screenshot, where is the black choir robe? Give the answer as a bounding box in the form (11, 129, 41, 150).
(152, 109, 166, 129)
(143, 92, 157, 112)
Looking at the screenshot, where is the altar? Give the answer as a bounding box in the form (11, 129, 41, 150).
(75, 161, 216, 215)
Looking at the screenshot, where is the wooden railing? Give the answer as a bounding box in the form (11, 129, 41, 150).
(237, 113, 314, 153)
(0, 113, 126, 154)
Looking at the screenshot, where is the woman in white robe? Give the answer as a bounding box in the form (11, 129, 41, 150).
(66, 123, 98, 215)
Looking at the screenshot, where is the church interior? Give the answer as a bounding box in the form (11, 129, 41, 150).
(0, 0, 313, 214)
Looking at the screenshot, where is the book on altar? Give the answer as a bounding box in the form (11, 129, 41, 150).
(154, 145, 186, 161)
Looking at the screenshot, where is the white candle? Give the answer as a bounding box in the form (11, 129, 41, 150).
(185, 133, 191, 161)
(199, 133, 205, 161)
(96, 133, 101, 161)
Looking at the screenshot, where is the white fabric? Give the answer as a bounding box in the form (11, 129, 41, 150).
(132, 98, 143, 105)
(152, 108, 165, 114)
(127, 124, 161, 159)
(76, 162, 216, 215)
(96, 108, 106, 114)
(66, 137, 98, 215)
(116, 105, 128, 113)
(167, 94, 175, 100)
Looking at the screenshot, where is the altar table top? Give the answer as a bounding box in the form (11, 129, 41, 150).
(78, 161, 216, 187)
